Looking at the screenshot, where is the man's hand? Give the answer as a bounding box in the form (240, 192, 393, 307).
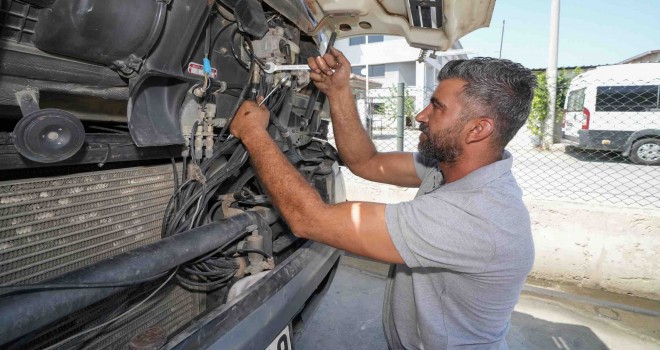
(307, 47, 351, 98)
(230, 98, 270, 141)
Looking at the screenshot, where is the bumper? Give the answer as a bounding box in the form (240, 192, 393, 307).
(166, 241, 340, 350)
(563, 130, 631, 151)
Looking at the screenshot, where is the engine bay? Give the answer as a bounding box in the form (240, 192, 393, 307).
(0, 0, 345, 348)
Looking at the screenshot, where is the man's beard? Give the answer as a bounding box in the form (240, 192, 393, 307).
(418, 122, 464, 164)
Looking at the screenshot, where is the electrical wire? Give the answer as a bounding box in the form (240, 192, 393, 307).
(217, 57, 255, 139)
(41, 269, 177, 350)
(0, 272, 170, 294)
(237, 248, 272, 259)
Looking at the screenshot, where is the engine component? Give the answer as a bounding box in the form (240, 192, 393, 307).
(128, 325, 168, 350)
(252, 27, 300, 63)
(179, 89, 216, 160)
(225, 270, 268, 302)
(11, 284, 202, 350)
(12, 108, 85, 163)
(0, 212, 261, 345)
(219, 0, 268, 38)
(237, 232, 275, 275)
(33, 0, 168, 76)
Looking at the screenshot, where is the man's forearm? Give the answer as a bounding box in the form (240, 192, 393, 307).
(327, 88, 378, 170)
(239, 129, 404, 264)
(240, 129, 326, 235)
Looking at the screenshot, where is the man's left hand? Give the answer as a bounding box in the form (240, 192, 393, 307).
(230, 98, 270, 140)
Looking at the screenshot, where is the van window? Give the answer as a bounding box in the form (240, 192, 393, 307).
(595, 85, 659, 112)
(566, 88, 586, 112)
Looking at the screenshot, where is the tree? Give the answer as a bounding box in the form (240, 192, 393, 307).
(373, 85, 418, 127)
(527, 68, 578, 145)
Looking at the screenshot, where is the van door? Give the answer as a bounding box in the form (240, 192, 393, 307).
(563, 87, 586, 140)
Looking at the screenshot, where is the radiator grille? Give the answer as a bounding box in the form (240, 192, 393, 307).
(0, 0, 39, 45)
(0, 164, 175, 286)
(0, 164, 207, 349)
(14, 283, 203, 350)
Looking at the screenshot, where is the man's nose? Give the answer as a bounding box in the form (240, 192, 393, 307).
(415, 105, 430, 123)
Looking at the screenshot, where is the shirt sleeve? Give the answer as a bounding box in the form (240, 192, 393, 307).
(385, 193, 495, 272)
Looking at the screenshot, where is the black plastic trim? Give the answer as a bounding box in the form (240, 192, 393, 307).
(166, 242, 340, 350)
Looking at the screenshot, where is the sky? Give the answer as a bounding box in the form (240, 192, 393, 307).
(459, 0, 659, 69)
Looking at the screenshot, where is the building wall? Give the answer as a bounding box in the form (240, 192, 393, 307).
(626, 52, 660, 64)
(335, 35, 421, 67)
(335, 35, 425, 90)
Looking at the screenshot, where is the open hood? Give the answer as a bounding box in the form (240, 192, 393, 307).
(264, 0, 495, 50)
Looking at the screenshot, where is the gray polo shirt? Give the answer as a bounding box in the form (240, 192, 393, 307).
(383, 151, 534, 350)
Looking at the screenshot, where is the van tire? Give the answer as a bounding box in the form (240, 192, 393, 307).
(629, 138, 660, 165)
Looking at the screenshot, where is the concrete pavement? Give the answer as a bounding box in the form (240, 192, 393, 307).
(297, 258, 660, 349)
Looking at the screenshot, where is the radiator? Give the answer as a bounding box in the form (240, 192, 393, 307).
(0, 164, 204, 349)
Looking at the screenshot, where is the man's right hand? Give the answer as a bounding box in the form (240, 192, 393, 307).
(307, 47, 351, 98)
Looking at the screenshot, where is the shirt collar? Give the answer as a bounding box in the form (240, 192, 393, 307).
(439, 150, 514, 191)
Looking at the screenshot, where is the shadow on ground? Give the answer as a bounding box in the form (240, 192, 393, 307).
(564, 146, 633, 165)
(298, 264, 611, 350)
(508, 311, 609, 350)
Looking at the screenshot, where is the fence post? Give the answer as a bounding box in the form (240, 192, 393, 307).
(543, 0, 560, 149)
(396, 83, 405, 152)
(366, 95, 373, 138)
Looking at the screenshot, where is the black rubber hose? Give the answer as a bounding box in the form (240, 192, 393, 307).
(302, 32, 337, 121)
(0, 212, 259, 345)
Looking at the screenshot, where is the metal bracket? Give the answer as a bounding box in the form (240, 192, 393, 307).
(15, 89, 40, 117)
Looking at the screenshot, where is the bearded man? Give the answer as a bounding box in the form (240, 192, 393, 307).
(229, 47, 537, 350)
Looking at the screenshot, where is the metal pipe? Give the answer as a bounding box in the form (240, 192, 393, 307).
(0, 212, 258, 345)
(396, 82, 405, 152)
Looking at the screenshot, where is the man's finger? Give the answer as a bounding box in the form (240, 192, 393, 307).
(315, 56, 333, 75)
(307, 56, 321, 73)
(329, 47, 350, 67)
(322, 53, 338, 69)
(309, 72, 325, 83)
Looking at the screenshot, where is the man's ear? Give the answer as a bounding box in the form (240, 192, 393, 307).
(465, 117, 495, 144)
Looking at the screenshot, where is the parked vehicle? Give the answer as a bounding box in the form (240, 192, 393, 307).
(562, 63, 660, 165)
(0, 0, 493, 349)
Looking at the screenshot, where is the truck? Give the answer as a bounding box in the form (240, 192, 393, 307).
(0, 0, 495, 348)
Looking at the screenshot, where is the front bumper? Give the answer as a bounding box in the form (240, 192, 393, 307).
(166, 241, 340, 350)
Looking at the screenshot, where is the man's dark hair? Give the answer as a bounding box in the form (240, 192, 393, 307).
(437, 57, 537, 149)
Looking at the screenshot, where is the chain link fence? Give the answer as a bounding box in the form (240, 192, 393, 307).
(326, 67, 660, 209)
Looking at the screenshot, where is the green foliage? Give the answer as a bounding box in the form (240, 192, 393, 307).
(527, 68, 579, 138)
(373, 85, 417, 123)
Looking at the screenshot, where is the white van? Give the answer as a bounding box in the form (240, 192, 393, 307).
(562, 63, 660, 165)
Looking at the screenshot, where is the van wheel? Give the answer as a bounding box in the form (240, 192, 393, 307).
(629, 138, 660, 165)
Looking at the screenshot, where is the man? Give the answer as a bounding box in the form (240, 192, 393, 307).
(230, 48, 537, 349)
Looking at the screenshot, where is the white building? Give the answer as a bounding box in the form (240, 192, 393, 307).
(335, 35, 467, 127)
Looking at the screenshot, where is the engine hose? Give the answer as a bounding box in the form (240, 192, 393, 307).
(0, 212, 260, 345)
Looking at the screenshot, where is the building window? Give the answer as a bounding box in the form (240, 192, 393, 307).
(351, 65, 365, 76)
(369, 64, 385, 77)
(349, 36, 366, 46)
(368, 35, 384, 43)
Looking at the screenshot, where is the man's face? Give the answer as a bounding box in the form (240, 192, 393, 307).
(415, 79, 469, 164)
